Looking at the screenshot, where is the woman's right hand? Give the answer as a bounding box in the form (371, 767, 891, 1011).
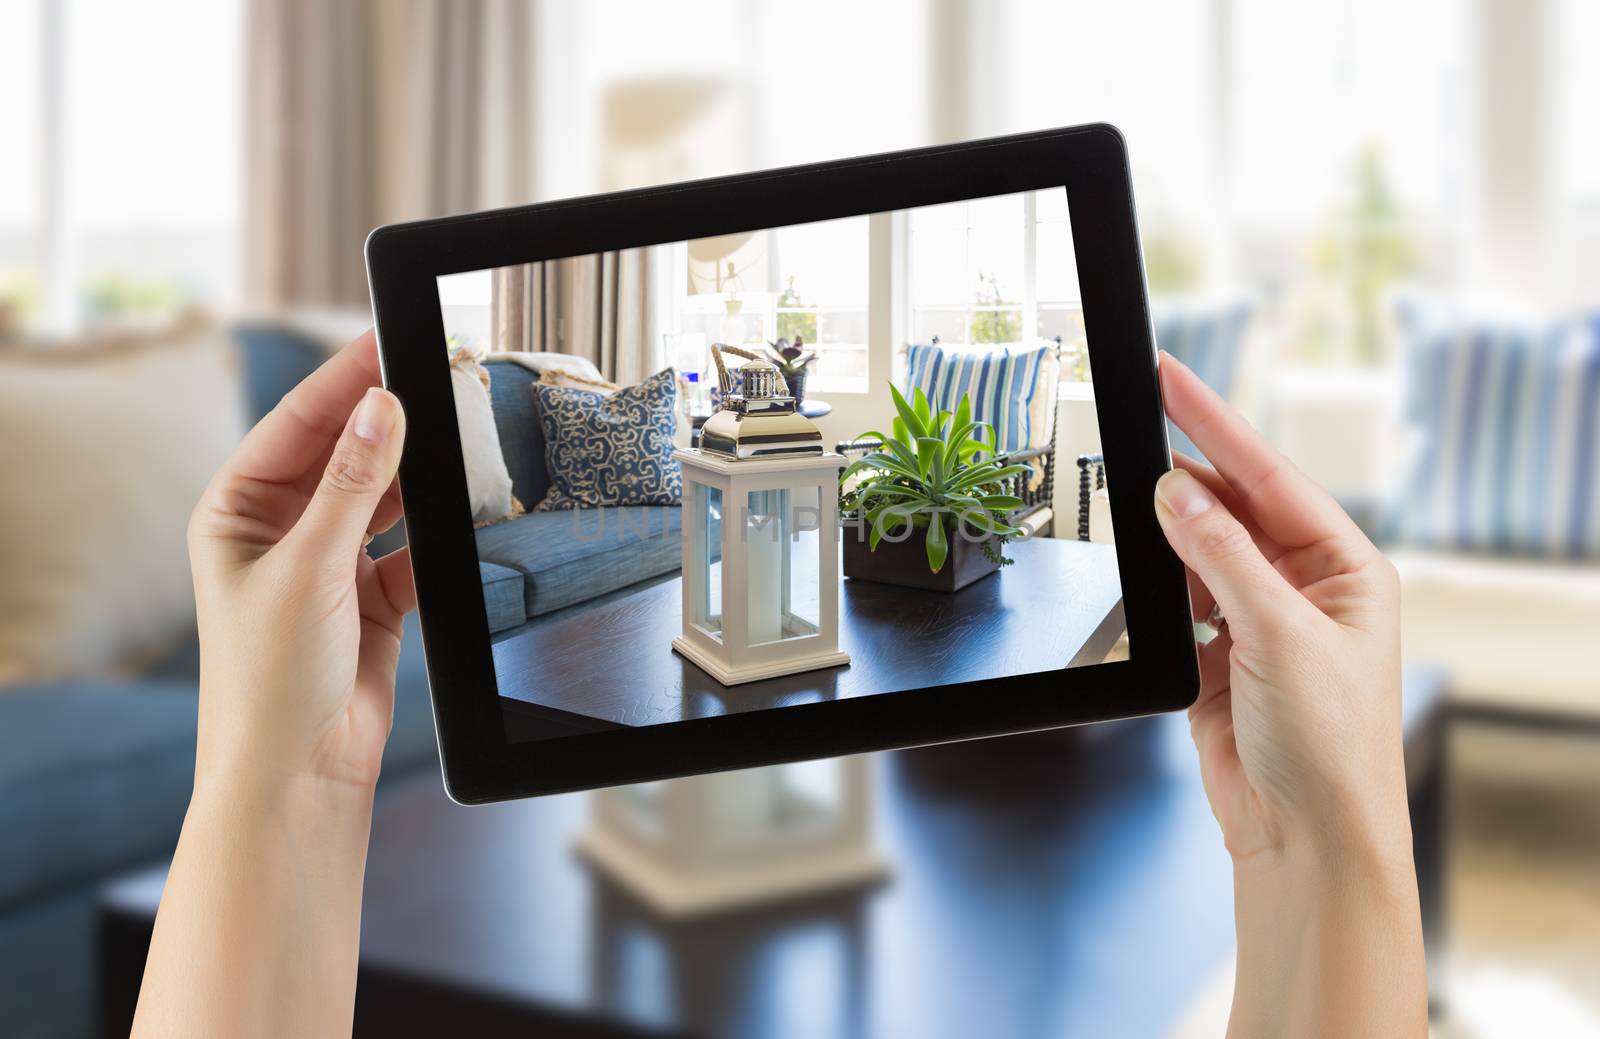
(1152, 352, 1426, 1036)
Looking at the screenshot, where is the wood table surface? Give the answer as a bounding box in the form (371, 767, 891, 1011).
(98, 671, 1449, 1039)
(492, 536, 1126, 731)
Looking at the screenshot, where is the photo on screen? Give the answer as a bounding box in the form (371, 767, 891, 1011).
(435, 189, 1126, 744)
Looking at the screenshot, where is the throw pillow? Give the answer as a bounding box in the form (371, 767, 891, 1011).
(0, 326, 245, 684)
(450, 356, 519, 525)
(1386, 303, 1600, 559)
(540, 366, 697, 448)
(903, 341, 1055, 454)
(530, 367, 682, 511)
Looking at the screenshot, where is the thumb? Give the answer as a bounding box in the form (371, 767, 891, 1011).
(289, 387, 405, 568)
(1153, 468, 1300, 633)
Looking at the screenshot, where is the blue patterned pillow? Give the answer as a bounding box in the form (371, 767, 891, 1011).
(529, 368, 682, 511)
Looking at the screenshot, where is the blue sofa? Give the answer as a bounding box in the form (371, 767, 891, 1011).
(0, 331, 686, 1038)
(473, 358, 682, 637)
(0, 327, 431, 1039)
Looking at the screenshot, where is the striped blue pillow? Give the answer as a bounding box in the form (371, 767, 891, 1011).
(903, 342, 1053, 454)
(1389, 310, 1600, 559)
(1152, 301, 1253, 461)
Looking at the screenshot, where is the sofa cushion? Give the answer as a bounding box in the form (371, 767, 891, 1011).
(474, 506, 682, 617)
(1392, 549, 1600, 716)
(0, 681, 198, 906)
(232, 323, 330, 423)
(479, 561, 527, 634)
(483, 360, 550, 511)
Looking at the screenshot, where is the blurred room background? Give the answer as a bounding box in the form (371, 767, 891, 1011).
(1, 1, 1597, 1037)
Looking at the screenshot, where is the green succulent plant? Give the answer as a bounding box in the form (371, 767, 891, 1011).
(839, 385, 1028, 574)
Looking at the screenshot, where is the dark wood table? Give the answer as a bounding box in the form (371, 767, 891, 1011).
(493, 537, 1126, 732)
(97, 669, 1448, 1039)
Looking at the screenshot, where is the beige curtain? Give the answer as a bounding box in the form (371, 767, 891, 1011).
(244, 0, 534, 309)
(490, 249, 661, 385)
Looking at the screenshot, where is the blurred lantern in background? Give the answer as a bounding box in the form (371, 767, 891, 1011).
(579, 757, 887, 916)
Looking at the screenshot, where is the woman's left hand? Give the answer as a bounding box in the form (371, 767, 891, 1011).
(187, 330, 414, 794)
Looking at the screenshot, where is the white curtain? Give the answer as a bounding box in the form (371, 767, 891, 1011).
(244, 0, 534, 308)
(490, 249, 665, 385)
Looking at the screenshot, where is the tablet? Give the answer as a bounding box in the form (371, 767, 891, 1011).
(367, 124, 1197, 803)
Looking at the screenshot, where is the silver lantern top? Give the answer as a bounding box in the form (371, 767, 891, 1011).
(699, 347, 823, 460)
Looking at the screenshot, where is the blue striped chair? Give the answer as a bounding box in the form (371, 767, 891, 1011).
(837, 340, 1061, 534)
(1387, 302, 1600, 560)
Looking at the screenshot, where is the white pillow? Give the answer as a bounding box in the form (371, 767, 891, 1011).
(0, 329, 245, 684)
(450, 360, 517, 524)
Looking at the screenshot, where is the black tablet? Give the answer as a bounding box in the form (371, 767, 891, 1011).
(367, 124, 1197, 803)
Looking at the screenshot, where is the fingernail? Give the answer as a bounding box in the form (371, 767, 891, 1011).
(1155, 469, 1214, 519)
(353, 388, 397, 443)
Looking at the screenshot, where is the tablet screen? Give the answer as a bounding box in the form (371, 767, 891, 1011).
(435, 189, 1126, 744)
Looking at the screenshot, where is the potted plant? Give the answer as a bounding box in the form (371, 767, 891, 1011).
(839, 386, 1028, 593)
(765, 336, 818, 406)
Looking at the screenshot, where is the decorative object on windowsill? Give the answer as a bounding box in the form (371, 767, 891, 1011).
(722, 260, 745, 315)
(838, 386, 1028, 594)
(672, 344, 850, 686)
(764, 335, 818, 408)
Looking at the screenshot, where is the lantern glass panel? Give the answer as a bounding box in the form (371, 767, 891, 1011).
(694, 483, 723, 636)
(743, 486, 820, 645)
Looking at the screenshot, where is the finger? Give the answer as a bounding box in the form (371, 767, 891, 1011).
(287, 387, 406, 571)
(1171, 451, 1286, 563)
(1160, 352, 1364, 552)
(1188, 626, 1233, 719)
(1154, 468, 1305, 631)
(365, 478, 406, 542)
(1186, 566, 1215, 623)
(373, 545, 417, 616)
(222, 331, 383, 488)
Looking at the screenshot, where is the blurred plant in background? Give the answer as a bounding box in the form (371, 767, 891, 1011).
(0, 273, 40, 337)
(1299, 143, 1420, 366)
(775, 275, 817, 344)
(80, 274, 190, 327)
(1141, 231, 1206, 296)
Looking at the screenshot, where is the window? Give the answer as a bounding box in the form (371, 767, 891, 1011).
(1229, 0, 1468, 366)
(995, 0, 1472, 370)
(908, 189, 1087, 377)
(1555, 0, 1600, 308)
(677, 216, 870, 391)
(0, 0, 243, 334)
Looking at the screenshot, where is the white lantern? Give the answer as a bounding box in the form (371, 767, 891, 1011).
(672, 353, 850, 685)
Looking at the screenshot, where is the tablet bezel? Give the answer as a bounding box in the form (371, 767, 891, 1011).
(367, 123, 1198, 804)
